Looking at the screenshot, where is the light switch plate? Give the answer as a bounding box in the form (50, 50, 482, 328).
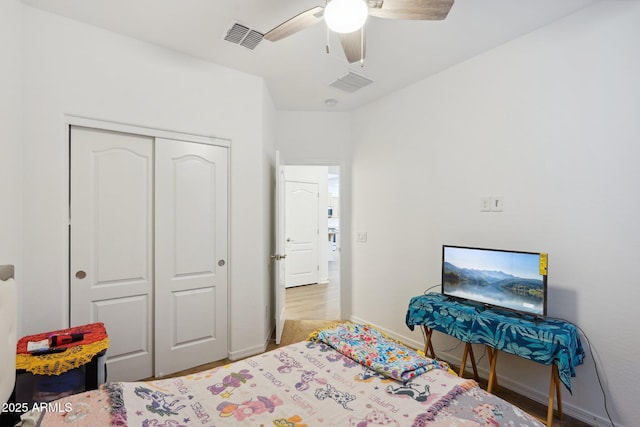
(480, 197, 491, 212)
(492, 196, 504, 212)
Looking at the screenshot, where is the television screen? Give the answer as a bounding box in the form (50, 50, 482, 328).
(442, 245, 547, 317)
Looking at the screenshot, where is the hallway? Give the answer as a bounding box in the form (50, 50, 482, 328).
(285, 254, 340, 320)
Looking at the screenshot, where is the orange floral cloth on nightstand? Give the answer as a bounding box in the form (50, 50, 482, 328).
(15, 322, 108, 376)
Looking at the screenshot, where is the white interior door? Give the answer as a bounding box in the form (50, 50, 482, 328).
(154, 138, 228, 377)
(285, 181, 319, 288)
(274, 151, 287, 344)
(70, 126, 154, 381)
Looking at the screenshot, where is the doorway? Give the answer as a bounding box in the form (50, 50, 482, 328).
(284, 166, 341, 320)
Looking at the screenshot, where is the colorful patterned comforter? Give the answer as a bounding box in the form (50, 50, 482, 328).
(25, 330, 545, 426)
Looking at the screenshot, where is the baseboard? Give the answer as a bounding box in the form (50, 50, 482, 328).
(266, 323, 275, 349)
(228, 345, 264, 361)
(228, 338, 270, 361)
(348, 315, 615, 427)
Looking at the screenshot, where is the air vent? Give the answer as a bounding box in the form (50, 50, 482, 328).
(224, 23, 264, 50)
(329, 72, 374, 93)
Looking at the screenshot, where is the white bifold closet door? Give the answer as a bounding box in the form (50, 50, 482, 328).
(70, 126, 228, 381)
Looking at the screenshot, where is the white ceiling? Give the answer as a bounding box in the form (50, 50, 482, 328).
(22, 0, 598, 112)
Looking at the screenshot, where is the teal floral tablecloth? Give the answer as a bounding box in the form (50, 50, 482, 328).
(406, 293, 585, 393)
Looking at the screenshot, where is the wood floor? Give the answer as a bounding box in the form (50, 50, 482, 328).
(285, 257, 340, 320)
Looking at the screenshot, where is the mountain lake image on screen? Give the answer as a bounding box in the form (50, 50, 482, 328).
(442, 245, 547, 316)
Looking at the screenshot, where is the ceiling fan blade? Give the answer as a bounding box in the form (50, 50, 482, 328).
(368, 0, 454, 20)
(340, 29, 366, 64)
(264, 6, 325, 42)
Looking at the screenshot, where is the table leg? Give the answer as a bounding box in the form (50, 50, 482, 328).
(468, 344, 479, 380)
(422, 326, 436, 358)
(546, 365, 563, 426)
(487, 347, 499, 390)
(459, 343, 480, 380)
(459, 343, 469, 377)
(487, 347, 499, 394)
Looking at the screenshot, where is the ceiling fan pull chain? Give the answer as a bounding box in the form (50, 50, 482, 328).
(326, 25, 331, 54)
(325, 0, 330, 54)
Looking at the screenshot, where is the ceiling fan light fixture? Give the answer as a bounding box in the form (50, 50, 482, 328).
(324, 0, 368, 34)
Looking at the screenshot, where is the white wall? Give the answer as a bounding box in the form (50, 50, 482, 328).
(276, 111, 353, 164)
(0, 0, 23, 334)
(20, 6, 273, 358)
(275, 111, 353, 318)
(351, 1, 640, 426)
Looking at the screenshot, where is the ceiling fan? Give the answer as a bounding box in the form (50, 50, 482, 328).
(264, 0, 455, 64)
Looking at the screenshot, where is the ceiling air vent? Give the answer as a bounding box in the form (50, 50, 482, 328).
(329, 72, 373, 93)
(224, 23, 264, 50)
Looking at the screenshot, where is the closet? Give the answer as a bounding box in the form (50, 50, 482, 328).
(69, 124, 228, 381)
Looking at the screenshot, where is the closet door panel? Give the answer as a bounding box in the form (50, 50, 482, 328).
(154, 138, 228, 377)
(173, 155, 216, 275)
(70, 126, 154, 381)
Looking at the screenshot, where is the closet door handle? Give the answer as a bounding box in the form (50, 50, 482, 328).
(218, 260, 226, 267)
(75, 270, 87, 279)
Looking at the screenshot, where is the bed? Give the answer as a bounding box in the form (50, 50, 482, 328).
(1, 266, 18, 425)
(14, 322, 545, 427)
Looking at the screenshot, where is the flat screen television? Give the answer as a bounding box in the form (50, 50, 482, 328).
(441, 245, 548, 317)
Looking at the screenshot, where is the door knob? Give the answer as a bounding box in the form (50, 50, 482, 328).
(75, 271, 87, 279)
(218, 260, 226, 267)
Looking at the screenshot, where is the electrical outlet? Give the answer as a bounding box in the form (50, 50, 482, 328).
(356, 231, 368, 243)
